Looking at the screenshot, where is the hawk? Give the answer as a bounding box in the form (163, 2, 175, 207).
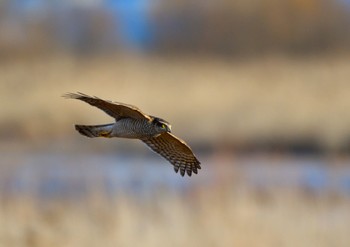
(63, 92, 201, 176)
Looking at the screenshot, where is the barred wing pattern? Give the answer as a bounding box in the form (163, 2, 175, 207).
(63, 92, 150, 121)
(142, 133, 201, 176)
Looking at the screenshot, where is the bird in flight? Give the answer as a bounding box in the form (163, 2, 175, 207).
(63, 92, 201, 176)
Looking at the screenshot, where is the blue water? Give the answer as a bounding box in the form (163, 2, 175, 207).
(1, 151, 350, 198)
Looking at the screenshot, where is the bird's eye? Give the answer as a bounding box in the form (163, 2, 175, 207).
(161, 124, 166, 129)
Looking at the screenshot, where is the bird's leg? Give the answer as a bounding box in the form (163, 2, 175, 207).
(99, 131, 111, 138)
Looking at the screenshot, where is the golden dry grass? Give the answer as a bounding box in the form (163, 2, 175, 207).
(1, 190, 350, 247)
(1, 54, 350, 150)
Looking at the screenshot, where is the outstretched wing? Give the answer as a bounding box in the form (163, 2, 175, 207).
(63, 92, 150, 120)
(142, 132, 201, 177)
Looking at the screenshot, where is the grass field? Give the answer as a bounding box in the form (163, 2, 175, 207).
(1, 54, 350, 150)
(1, 189, 350, 247)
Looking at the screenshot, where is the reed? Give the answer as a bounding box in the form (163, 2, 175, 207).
(1, 188, 349, 247)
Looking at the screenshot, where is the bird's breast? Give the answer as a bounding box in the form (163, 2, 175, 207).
(111, 118, 156, 139)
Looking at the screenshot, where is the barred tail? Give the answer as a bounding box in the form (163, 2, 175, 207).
(75, 123, 114, 138)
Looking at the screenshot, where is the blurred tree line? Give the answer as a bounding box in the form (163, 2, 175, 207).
(0, 0, 349, 58)
(154, 0, 350, 55)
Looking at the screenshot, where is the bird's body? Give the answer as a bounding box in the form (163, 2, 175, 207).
(76, 118, 165, 139)
(112, 118, 155, 138)
(64, 92, 201, 176)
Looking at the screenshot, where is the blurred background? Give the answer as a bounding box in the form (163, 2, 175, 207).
(1, 0, 350, 246)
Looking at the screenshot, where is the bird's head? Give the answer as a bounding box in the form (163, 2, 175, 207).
(152, 117, 172, 133)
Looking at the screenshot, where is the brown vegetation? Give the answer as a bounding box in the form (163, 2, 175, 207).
(1, 189, 350, 247)
(1, 54, 350, 152)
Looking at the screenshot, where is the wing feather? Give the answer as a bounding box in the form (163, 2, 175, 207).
(142, 132, 201, 177)
(63, 92, 150, 120)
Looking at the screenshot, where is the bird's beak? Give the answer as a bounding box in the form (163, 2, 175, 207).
(167, 125, 172, 132)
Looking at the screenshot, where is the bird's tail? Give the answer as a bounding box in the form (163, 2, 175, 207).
(75, 123, 114, 138)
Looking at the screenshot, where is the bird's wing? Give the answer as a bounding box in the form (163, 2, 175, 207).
(142, 132, 201, 177)
(63, 92, 151, 120)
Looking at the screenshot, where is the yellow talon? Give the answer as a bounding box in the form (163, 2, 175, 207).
(100, 131, 111, 138)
